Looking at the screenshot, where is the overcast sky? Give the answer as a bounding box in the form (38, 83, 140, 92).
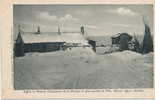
(13, 5, 153, 36)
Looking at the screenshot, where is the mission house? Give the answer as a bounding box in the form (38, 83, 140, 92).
(14, 26, 90, 57)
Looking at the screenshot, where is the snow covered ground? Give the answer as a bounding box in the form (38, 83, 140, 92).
(14, 47, 153, 89)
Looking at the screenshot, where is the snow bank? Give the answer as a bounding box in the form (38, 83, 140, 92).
(109, 50, 142, 61)
(24, 47, 95, 57)
(96, 46, 111, 54)
(142, 52, 153, 64)
(14, 49, 153, 89)
(143, 52, 153, 57)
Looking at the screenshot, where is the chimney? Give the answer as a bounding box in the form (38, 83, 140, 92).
(58, 26, 61, 35)
(36, 26, 40, 34)
(81, 26, 84, 35)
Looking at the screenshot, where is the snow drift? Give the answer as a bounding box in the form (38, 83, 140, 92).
(14, 49, 153, 89)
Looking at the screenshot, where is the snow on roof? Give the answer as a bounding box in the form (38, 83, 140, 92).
(21, 32, 88, 45)
(111, 33, 121, 38)
(111, 33, 132, 38)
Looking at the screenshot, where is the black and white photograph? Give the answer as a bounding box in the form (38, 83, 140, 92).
(13, 5, 153, 89)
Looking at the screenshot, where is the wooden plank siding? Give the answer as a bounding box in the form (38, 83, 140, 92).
(24, 42, 65, 53)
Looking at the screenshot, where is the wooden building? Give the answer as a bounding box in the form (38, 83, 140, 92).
(88, 40, 96, 52)
(111, 33, 133, 51)
(24, 42, 65, 53)
(14, 32, 65, 57)
(14, 26, 89, 57)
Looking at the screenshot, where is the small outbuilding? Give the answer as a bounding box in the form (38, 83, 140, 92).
(111, 33, 133, 51)
(88, 40, 96, 52)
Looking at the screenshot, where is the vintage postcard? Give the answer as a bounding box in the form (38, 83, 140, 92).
(1, 0, 155, 99)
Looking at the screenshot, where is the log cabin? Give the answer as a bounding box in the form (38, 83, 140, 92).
(111, 33, 133, 51)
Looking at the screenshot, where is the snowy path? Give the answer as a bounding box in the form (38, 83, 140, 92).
(14, 48, 153, 89)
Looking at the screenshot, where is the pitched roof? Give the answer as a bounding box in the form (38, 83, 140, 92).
(19, 32, 88, 45)
(111, 33, 132, 39)
(111, 33, 121, 38)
